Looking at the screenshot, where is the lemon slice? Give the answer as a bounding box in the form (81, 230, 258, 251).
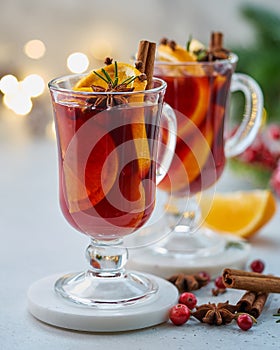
(200, 190, 277, 238)
(188, 38, 206, 54)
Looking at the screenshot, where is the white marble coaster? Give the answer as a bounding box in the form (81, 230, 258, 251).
(27, 273, 178, 332)
(128, 236, 251, 278)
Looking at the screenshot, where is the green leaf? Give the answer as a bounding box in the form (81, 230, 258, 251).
(93, 70, 110, 84)
(186, 34, 192, 51)
(241, 4, 280, 46)
(225, 241, 244, 250)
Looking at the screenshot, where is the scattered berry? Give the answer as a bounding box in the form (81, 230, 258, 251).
(169, 304, 191, 326)
(198, 271, 211, 283)
(214, 275, 226, 289)
(212, 287, 227, 296)
(268, 123, 280, 140)
(250, 259, 265, 273)
(179, 292, 197, 310)
(271, 163, 280, 197)
(236, 314, 253, 331)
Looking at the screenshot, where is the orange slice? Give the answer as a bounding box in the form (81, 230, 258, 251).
(74, 62, 150, 178)
(63, 123, 118, 213)
(159, 122, 213, 194)
(157, 42, 204, 76)
(200, 190, 277, 238)
(74, 62, 147, 92)
(158, 43, 197, 62)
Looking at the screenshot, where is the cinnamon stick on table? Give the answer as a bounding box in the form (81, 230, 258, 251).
(136, 40, 156, 90)
(236, 291, 269, 318)
(222, 268, 280, 293)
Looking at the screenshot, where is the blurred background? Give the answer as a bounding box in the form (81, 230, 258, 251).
(0, 0, 280, 189)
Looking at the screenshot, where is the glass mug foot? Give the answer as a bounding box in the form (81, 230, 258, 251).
(54, 240, 158, 307)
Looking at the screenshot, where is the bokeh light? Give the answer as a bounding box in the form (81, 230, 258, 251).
(0, 75, 19, 95)
(21, 74, 45, 97)
(3, 92, 32, 116)
(67, 52, 89, 73)
(24, 39, 46, 59)
(0, 73, 45, 116)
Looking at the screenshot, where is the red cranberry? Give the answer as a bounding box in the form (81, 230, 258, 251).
(214, 275, 226, 289)
(268, 124, 280, 140)
(179, 292, 197, 310)
(250, 259, 265, 273)
(169, 304, 191, 326)
(237, 314, 253, 331)
(271, 164, 280, 197)
(198, 271, 211, 283)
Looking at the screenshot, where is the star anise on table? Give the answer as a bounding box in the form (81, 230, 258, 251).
(168, 273, 209, 293)
(192, 301, 237, 326)
(85, 59, 147, 109)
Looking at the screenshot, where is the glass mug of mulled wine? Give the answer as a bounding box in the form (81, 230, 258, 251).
(49, 74, 177, 306)
(152, 51, 263, 257)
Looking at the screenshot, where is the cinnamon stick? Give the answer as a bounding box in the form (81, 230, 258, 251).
(236, 291, 256, 313)
(210, 32, 223, 51)
(251, 293, 269, 318)
(136, 40, 156, 90)
(223, 268, 280, 293)
(236, 291, 268, 318)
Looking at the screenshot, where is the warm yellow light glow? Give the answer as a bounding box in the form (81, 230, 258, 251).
(0, 75, 19, 95)
(67, 52, 89, 73)
(24, 39, 46, 59)
(91, 39, 112, 60)
(21, 74, 45, 97)
(3, 92, 33, 116)
(1, 73, 46, 116)
(45, 120, 56, 140)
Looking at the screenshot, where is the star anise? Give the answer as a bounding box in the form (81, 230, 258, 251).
(168, 273, 209, 293)
(196, 32, 230, 62)
(160, 38, 176, 51)
(192, 301, 237, 326)
(85, 60, 147, 109)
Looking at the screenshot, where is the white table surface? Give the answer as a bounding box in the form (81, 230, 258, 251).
(1, 113, 280, 350)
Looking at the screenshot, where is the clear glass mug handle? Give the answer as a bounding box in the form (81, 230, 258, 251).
(156, 102, 177, 184)
(225, 73, 263, 158)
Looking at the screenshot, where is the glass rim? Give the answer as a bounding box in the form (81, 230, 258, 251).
(154, 52, 238, 66)
(48, 75, 167, 96)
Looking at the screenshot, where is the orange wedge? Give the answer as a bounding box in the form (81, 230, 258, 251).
(200, 190, 277, 238)
(74, 62, 150, 178)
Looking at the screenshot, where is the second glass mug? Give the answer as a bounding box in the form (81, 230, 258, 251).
(49, 76, 177, 306)
(151, 52, 263, 257)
